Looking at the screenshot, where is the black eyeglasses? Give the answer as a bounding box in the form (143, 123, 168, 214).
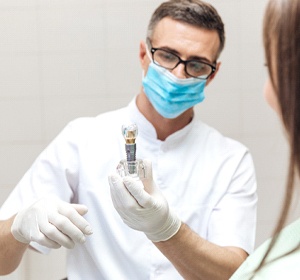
(147, 41, 216, 80)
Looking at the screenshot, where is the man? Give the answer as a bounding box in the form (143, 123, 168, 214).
(0, 1, 257, 279)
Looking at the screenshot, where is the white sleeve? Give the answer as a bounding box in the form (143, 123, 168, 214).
(0, 119, 82, 220)
(208, 150, 257, 254)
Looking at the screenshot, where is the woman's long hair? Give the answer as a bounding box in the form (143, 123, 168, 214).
(257, 0, 300, 271)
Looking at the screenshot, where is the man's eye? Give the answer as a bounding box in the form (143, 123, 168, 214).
(157, 51, 177, 61)
(190, 62, 205, 71)
(189, 62, 205, 72)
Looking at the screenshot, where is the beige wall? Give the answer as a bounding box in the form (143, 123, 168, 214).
(0, 0, 292, 279)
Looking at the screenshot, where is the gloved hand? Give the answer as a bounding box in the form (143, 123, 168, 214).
(108, 159, 181, 242)
(11, 197, 93, 249)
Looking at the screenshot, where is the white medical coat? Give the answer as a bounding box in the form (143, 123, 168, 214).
(0, 99, 257, 280)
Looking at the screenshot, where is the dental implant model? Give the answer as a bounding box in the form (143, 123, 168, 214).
(117, 123, 145, 179)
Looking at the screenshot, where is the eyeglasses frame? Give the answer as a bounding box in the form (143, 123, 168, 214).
(147, 39, 216, 80)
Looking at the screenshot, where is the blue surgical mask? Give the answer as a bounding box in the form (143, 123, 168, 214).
(142, 61, 206, 119)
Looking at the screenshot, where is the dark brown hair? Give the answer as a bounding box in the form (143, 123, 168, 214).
(257, 0, 300, 271)
(147, 0, 225, 58)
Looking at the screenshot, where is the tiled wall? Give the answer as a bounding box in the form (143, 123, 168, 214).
(0, 0, 291, 279)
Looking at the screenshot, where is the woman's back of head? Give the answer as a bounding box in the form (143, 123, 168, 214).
(263, 0, 300, 138)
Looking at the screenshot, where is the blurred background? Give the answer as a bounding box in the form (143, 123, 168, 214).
(0, 0, 293, 279)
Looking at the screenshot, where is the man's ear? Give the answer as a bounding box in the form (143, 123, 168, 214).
(139, 40, 149, 69)
(206, 61, 221, 86)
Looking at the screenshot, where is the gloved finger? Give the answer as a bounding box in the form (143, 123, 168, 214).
(34, 221, 75, 249)
(31, 211, 73, 249)
(108, 174, 140, 209)
(123, 176, 154, 208)
(56, 203, 93, 236)
(142, 158, 153, 180)
(30, 232, 63, 249)
(46, 213, 86, 246)
(141, 159, 155, 194)
(71, 204, 88, 216)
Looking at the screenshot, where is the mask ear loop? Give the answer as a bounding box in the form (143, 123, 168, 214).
(145, 46, 152, 61)
(142, 45, 153, 78)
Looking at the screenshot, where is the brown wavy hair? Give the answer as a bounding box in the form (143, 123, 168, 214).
(146, 0, 225, 59)
(257, 0, 300, 272)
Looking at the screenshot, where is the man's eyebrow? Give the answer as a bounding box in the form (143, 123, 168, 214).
(156, 45, 213, 64)
(188, 55, 213, 64)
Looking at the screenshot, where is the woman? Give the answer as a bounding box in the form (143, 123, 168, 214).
(230, 0, 300, 278)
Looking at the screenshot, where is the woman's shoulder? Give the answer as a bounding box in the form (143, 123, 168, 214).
(230, 218, 300, 280)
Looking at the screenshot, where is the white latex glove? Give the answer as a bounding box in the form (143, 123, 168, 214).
(108, 159, 181, 242)
(11, 197, 93, 249)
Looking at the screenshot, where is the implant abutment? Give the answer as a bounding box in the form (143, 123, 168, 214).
(125, 143, 136, 162)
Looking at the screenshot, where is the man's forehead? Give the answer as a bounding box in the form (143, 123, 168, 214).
(151, 18, 220, 62)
